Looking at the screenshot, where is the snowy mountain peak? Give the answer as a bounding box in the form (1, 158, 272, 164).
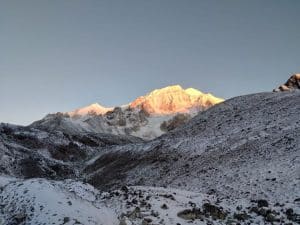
(129, 85, 223, 115)
(68, 103, 113, 117)
(33, 85, 223, 140)
(66, 85, 223, 117)
(185, 87, 204, 96)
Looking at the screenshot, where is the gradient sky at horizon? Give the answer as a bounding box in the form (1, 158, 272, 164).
(1, 0, 300, 125)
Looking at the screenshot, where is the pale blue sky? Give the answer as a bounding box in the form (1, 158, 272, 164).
(0, 0, 299, 125)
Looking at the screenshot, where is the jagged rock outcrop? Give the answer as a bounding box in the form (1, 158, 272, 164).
(273, 73, 300, 92)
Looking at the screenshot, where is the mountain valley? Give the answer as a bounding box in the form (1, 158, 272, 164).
(0, 80, 299, 225)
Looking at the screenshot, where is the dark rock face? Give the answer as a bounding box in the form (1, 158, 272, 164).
(177, 208, 203, 220)
(19, 157, 49, 178)
(202, 203, 227, 220)
(286, 208, 300, 223)
(257, 199, 269, 208)
(83, 151, 142, 190)
(274, 73, 300, 92)
(49, 142, 87, 162)
(233, 212, 251, 221)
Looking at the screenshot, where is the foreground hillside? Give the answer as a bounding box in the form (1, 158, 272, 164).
(85, 91, 300, 200)
(82, 91, 300, 224)
(0, 91, 299, 224)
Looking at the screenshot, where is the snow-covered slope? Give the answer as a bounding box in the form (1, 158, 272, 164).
(31, 85, 223, 140)
(1, 177, 299, 225)
(0, 178, 118, 225)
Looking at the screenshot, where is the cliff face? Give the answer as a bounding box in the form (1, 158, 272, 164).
(129, 85, 223, 115)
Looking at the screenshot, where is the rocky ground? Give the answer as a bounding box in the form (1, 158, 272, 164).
(0, 178, 299, 225)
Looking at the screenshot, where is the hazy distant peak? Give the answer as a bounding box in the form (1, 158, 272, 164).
(68, 103, 113, 117)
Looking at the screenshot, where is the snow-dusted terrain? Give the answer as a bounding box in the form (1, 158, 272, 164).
(84, 92, 300, 199)
(0, 177, 299, 224)
(82, 91, 300, 224)
(0, 178, 118, 225)
(0, 88, 299, 224)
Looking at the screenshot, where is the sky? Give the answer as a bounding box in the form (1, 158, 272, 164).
(0, 0, 299, 125)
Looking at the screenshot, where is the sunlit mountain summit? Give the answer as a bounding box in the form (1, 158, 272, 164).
(32, 85, 223, 140)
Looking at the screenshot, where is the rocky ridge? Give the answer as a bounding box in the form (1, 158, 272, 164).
(274, 73, 300, 92)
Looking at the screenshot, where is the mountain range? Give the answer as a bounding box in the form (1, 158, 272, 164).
(0, 75, 299, 225)
(31, 85, 223, 140)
